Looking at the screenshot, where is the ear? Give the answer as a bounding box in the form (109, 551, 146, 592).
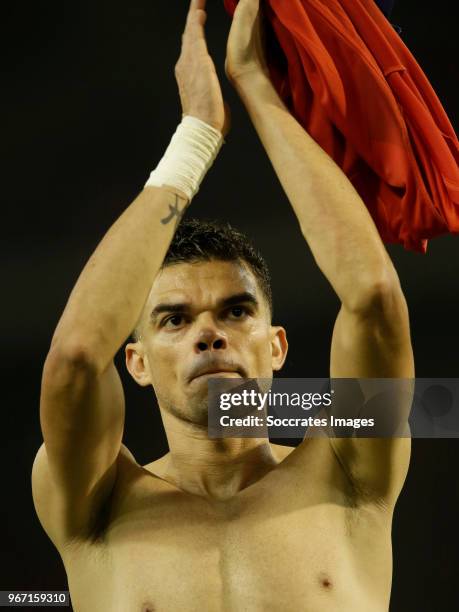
(125, 342, 152, 387)
(270, 326, 288, 371)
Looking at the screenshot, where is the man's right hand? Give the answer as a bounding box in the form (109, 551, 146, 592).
(175, 0, 230, 136)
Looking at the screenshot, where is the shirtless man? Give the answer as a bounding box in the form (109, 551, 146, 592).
(31, 0, 414, 610)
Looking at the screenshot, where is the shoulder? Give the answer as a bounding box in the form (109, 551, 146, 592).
(32, 442, 139, 551)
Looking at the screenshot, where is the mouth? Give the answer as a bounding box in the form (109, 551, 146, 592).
(192, 370, 241, 380)
(192, 370, 242, 381)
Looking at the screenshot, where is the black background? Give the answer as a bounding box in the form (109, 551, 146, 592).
(1, 1, 458, 610)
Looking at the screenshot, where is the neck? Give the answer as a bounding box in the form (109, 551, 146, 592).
(157, 409, 277, 500)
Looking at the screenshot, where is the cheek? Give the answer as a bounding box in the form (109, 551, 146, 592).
(147, 342, 178, 384)
(148, 351, 181, 405)
(241, 327, 273, 365)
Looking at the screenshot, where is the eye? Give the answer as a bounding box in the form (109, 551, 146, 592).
(228, 305, 249, 319)
(163, 314, 185, 328)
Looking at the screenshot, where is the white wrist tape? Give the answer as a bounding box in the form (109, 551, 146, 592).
(145, 115, 224, 201)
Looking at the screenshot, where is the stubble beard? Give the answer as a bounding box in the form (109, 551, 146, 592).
(159, 384, 210, 428)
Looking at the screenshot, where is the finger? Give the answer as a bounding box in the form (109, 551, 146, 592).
(229, 0, 260, 44)
(193, 0, 207, 11)
(195, 9, 208, 28)
(234, 0, 260, 22)
(183, 1, 209, 49)
(185, 0, 207, 30)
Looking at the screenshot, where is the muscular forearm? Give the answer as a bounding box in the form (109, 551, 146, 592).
(49, 0, 228, 375)
(235, 73, 398, 310)
(50, 186, 188, 373)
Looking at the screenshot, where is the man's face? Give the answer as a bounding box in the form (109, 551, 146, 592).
(126, 259, 287, 424)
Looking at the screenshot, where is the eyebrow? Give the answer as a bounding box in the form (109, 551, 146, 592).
(150, 291, 260, 323)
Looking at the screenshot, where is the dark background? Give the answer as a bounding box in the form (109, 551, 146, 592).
(2, 0, 458, 610)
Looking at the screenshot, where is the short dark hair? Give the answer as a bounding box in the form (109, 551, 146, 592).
(132, 218, 273, 341)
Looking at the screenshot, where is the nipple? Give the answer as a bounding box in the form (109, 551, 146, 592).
(318, 572, 333, 589)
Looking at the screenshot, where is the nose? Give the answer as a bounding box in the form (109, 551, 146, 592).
(194, 323, 228, 354)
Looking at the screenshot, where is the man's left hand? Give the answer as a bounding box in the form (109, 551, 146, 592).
(225, 0, 269, 85)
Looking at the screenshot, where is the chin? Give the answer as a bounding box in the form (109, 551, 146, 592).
(186, 402, 210, 427)
(164, 387, 209, 426)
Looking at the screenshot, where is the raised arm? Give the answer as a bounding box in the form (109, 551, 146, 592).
(226, 0, 413, 507)
(32, 0, 227, 549)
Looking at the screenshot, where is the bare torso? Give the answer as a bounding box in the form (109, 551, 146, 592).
(60, 439, 393, 612)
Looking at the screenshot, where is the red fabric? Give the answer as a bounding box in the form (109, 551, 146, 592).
(224, 0, 459, 252)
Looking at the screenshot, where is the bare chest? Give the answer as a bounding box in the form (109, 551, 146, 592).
(63, 459, 392, 612)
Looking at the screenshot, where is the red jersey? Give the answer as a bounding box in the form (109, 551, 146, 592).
(224, 0, 459, 252)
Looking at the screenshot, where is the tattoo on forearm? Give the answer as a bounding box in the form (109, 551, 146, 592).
(160, 194, 187, 229)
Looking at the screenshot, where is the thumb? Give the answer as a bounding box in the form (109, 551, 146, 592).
(233, 0, 260, 24)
